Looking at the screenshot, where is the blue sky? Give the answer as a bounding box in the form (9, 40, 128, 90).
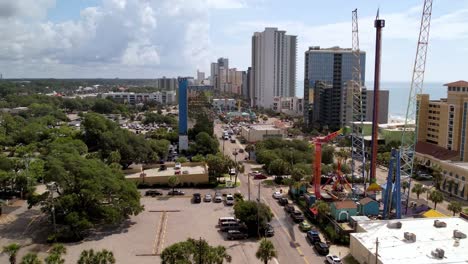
(0, 0, 467, 85)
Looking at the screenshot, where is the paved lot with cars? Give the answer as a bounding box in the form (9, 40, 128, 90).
(44, 190, 262, 264)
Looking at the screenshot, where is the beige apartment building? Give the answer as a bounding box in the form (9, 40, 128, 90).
(416, 81, 468, 200)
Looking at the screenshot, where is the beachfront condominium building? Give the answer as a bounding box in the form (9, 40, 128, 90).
(415, 81, 468, 200)
(251, 27, 297, 108)
(304, 46, 365, 129)
(417, 81, 468, 160)
(210, 58, 229, 92)
(155, 77, 178, 91)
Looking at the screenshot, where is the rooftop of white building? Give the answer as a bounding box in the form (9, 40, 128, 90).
(351, 217, 468, 264)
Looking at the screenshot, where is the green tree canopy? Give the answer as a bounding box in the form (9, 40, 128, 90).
(2, 243, 21, 264)
(256, 238, 277, 264)
(161, 238, 231, 264)
(233, 200, 273, 236)
(448, 201, 462, 216)
(411, 183, 426, 200)
(20, 253, 42, 264)
(429, 190, 444, 210)
(28, 152, 143, 240)
(77, 249, 115, 264)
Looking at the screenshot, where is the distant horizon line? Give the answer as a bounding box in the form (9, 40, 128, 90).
(1, 78, 449, 83)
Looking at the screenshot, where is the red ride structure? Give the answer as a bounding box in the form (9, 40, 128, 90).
(312, 129, 342, 199)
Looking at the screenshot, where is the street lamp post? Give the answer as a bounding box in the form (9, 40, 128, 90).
(232, 149, 238, 183)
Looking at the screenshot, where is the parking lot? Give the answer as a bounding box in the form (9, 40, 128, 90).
(57, 189, 262, 264)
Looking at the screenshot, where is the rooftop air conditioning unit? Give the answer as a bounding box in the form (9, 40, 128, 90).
(431, 248, 445, 259)
(454, 238, 460, 247)
(434, 220, 447, 228)
(387, 221, 402, 229)
(404, 232, 416, 242)
(453, 230, 467, 239)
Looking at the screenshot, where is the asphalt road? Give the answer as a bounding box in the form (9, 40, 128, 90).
(215, 122, 326, 264)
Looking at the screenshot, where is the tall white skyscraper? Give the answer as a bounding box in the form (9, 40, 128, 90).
(251, 27, 296, 108)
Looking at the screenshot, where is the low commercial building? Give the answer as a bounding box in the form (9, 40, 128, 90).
(415, 144, 468, 200)
(350, 217, 468, 264)
(330, 200, 358, 221)
(100, 91, 176, 105)
(272, 96, 304, 116)
(240, 124, 285, 143)
(125, 162, 209, 185)
(212, 98, 237, 112)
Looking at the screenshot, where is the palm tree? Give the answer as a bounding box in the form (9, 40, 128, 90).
(411, 183, 426, 200)
(167, 175, 180, 194)
(256, 239, 277, 264)
(20, 253, 42, 264)
(429, 190, 444, 210)
(2, 243, 21, 264)
(402, 181, 409, 195)
(431, 165, 443, 190)
(78, 249, 115, 264)
(447, 201, 462, 216)
(446, 179, 455, 195)
(45, 244, 66, 264)
(208, 246, 232, 264)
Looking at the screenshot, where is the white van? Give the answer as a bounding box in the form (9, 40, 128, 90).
(218, 217, 237, 226)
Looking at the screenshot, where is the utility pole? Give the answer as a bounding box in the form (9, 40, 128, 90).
(248, 172, 251, 201)
(257, 183, 261, 237)
(375, 237, 379, 264)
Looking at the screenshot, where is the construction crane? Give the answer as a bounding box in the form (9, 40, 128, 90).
(350, 9, 367, 194)
(313, 129, 343, 199)
(400, 0, 433, 212)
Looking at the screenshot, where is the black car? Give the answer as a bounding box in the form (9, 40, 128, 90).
(278, 198, 289, 206)
(262, 223, 274, 237)
(306, 230, 321, 244)
(314, 242, 329, 256)
(291, 211, 304, 222)
(168, 190, 185, 195)
(192, 193, 201, 203)
(145, 190, 163, 197)
(284, 204, 295, 214)
(227, 230, 248, 240)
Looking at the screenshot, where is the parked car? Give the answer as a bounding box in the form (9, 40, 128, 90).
(272, 191, 282, 199)
(306, 230, 322, 244)
(145, 190, 163, 197)
(175, 162, 182, 170)
(192, 193, 201, 203)
(230, 138, 236, 143)
(418, 174, 433, 180)
(254, 174, 268, 180)
(262, 223, 275, 237)
(214, 192, 223, 203)
(225, 194, 235, 205)
(204, 194, 212, 202)
(278, 198, 289, 206)
(326, 255, 343, 264)
(314, 242, 330, 256)
(227, 230, 248, 240)
(168, 190, 185, 195)
(218, 217, 238, 226)
(284, 204, 295, 214)
(299, 220, 312, 232)
(220, 222, 243, 232)
(291, 211, 304, 222)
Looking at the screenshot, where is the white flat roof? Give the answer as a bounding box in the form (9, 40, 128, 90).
(352, 217, 468, 264)
(126, 165, 206, 178)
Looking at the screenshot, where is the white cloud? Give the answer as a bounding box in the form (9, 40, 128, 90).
(0, 0, 249, 78)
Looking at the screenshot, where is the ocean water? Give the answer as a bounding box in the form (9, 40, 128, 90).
(368, 81, 446, 121)
(295, 81, 447, 122)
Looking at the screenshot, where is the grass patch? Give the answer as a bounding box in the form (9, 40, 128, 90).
(343, 254, 359, 264)
(262, 180, 277, 187)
